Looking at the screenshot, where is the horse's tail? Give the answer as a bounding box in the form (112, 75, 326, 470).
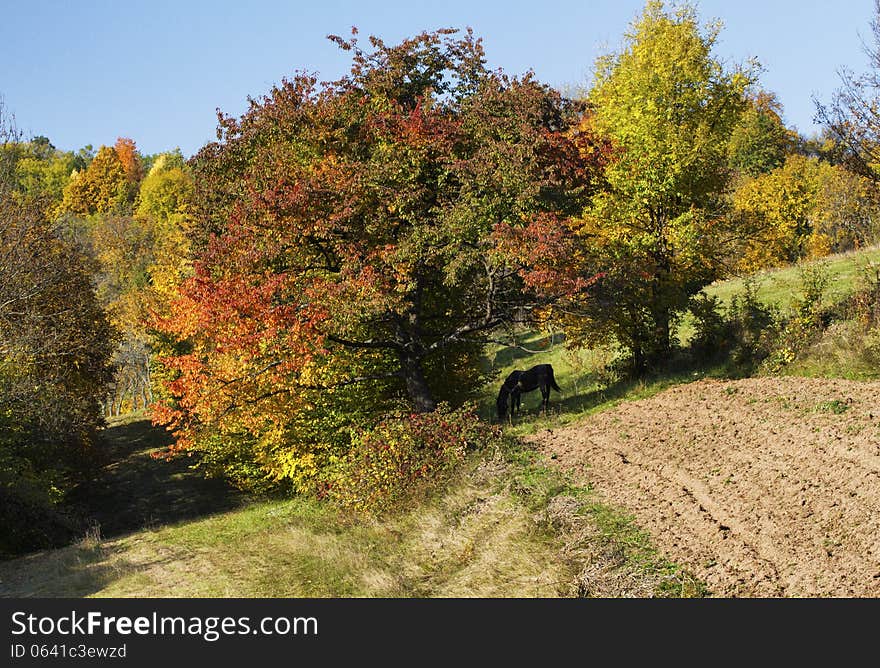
(549, 370, 562, 393)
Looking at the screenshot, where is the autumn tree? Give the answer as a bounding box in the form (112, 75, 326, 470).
(813, 162, 880, 251)
(112, 152, 197, 414)
(156, 29, 601, 490)
(732, 154, 821, 268)
(59, 138, 143, 216)
(82, 152, 195, 417)
(563, 1, 752, 369)
(732, 154, 880, 269)
(0, 136, 80, 214)
(54, 137, 182, 417)
(136, 151, 194, 304)
(0, 108, 116, 554)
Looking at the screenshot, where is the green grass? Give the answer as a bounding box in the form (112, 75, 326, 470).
(705, 245, 880, 311)
(476, 330, 624, 424)
(0, 414, 703, 598)
(700, 245, 880, 382)
(476, 325, 730, 435)
(0, 457, 570, 597)
(0, 449, 701, 598)
(670, 245, 880, 348)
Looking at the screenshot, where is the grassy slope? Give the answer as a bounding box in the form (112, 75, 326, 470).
(21, 246, 880, 598)
(1, 459, 568, 597)
(479, 246, 880, 423)
(704, 245, 880, 310)
(705, 245, 880, 381)
(0, 416, 700, 598)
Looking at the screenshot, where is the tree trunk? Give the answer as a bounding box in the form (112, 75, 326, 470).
(649, 209, 673, 365)
(632, 345, 645, 375)
(401, 355, 436, 413)
(653, 306, 671, 360)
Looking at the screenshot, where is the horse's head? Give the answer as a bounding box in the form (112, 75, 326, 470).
(496, 387, 510, 422)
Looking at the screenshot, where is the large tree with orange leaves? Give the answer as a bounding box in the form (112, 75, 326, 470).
(155, 29, 605, 490)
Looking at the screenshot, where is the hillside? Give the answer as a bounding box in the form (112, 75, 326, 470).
(6, 246, 880, 598)
(705, 246, 880, 311)
(0, 416, 698, 598)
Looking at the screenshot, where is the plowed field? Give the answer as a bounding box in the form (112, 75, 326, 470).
(532, 377, 880, 596)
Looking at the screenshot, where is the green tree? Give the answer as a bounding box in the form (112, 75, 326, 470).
(728, 91, 794, 177)
(564, 0, 752, 369)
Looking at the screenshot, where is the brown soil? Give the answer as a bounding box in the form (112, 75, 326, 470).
(532, 377, 880, 597)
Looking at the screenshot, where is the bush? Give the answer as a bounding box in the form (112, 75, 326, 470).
(855, 264, 880, 365)
(0, 444, 82, 557)
(690, 293, 730, 356)
(862, 326, 880, 364)
(687, 283, 778, 372)
(324, 404, 500, 513)
(847, 262, 880, 327)
(763, 263, 830, 372)
(689, 278, 785, 372)
(0, 485, 80, 558)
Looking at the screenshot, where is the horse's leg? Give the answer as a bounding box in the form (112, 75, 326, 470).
(541, 384, 550, 414)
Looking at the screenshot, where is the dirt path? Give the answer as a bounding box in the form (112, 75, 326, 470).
(532, 377, 880, 597)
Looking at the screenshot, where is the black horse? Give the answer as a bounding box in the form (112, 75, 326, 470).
(496, 363, 562, 422)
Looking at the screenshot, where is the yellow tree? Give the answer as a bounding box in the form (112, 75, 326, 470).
(732, 155, 820, 269)
(813, 163, 880, 253)
(565, 1, 752, 369)
(58, 138, 142, 216)
(136, 151, 194, 306)
(733, 155, 880, 269)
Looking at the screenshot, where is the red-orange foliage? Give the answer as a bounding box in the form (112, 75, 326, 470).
(114, 137, 143, 183)
(153, 30, 606, 488)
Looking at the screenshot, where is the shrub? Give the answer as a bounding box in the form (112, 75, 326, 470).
(847, 262, 880, 327)
(324, 404, 500, 513)
(763, 263, 830, 372)
(0, 442, 81, 557)
(836, 261, 880, 370)
(689, 293, 730, 356)
(862, 326, 880, 364)
(727, 279, 778, 370)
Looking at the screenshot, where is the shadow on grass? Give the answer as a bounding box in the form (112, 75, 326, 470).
(486, 349, 732, 428)
(69, 416, 245, 540)
(0, 540, 126, 597)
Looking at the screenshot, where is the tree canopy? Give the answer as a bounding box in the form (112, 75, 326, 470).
(560, 1, 753, 368)
(153, 28, 604, 489)
(0, 107, 116, 554)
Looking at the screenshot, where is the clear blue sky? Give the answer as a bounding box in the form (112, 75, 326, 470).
(0, 1, 875, 157)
